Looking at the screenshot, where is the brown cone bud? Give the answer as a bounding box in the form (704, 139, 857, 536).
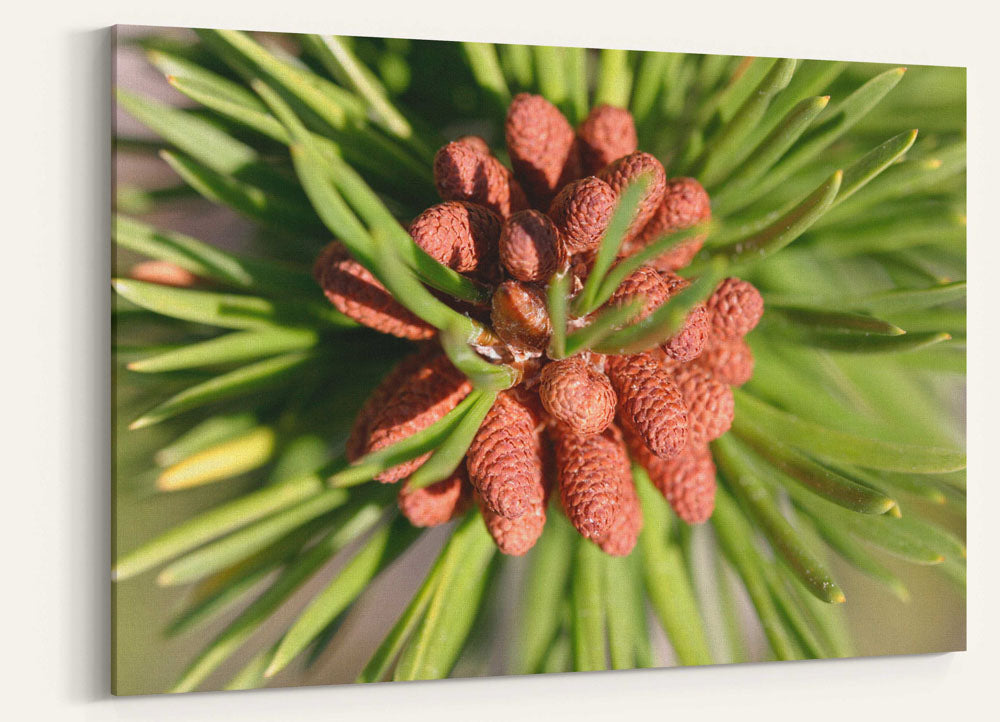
(594, 427, 643, 556)
(398, 466, 472, 527)
(657, 272, 710, 363)
(577, 105, 638, 175)
(695, 337, 754, 387)
(706, 277, 764, 341)
(607, 265, 671, 322)
(467, 389, 547, 519)
(491, 281, 552, 352)
(663, 303, 710, 363)
(345, 348, 436, 462)
(499, 209, 561, 282)
(129, 260, 198, 288)
(598, 151, 667, 242)
(566, 251, 598, 288)
(480, 494, 547, 556)
(663, 443, 716, 524)
(409, 201, 502, 274)
(624, 177, 711, 271)
(454, 135, 492, 156)
(671, 366, 734, 445)
(539, 357, 617, 435)
(551, 425, 625, 539)
(314, 242, 436, 341)
(605, 352, 688, 459)
(547, 176, 617, 256)
(604, 267, 708, 362)
(433, 140, 529, 218)
(505, 93, 581, 207)
(365, 354, 472, 483)
(624, 428, 716, 524)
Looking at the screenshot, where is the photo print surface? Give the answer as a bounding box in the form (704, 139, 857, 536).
(112, 25, 967, 695)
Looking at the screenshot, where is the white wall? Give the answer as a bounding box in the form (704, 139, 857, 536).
(1, 1, 994, 719)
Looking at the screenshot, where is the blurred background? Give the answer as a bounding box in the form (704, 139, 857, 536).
(113, 26, 965, 695)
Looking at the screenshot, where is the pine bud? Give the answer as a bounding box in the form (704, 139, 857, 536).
(409, 201, 502, 274)
(505, 93, 581, 207)
(365, 353, 472, 483)
(695, 337, 754, 387)
(433, 140, 529, 218)
(577, 104, 638, 175)
(566, 250, 598, 285)
(398, 466, 472, 527)
(597, 151, 667, 242)
(671, 366, 734, 445)
(551, 425, 625, 539)
(605, 352, 688, 459)
(499, 209, 561, 282)
(706, 277, 764, 340)
(314, 242, 435, 341)
(547, 176, 617, 255)
(491, 281, 552, 353)
(539, 357, 617, 435)
(467, 389, 547, 519)
(624, 177, 711, 271)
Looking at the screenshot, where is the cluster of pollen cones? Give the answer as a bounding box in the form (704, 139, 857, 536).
(314, 94, 764, 557)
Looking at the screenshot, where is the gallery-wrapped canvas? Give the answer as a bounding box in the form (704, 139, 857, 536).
(112, 25, 966, 695)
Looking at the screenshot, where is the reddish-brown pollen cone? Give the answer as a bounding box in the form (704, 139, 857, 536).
(663, 443, 716, 524)
(129, 260, 198, 288)
(547, 176, 617, 256)
(626, 430, 716, 524)
(605, 266, 708, 362)
(499, 209, 561, 282)
(625, 177, 711, 271)
(314, 242, 436, 341)
(505, 93, 581, 207)
(594, 428, 643, 556)
(607, 265, 671, 322)
(539, 357, 617, 435)
(605, 352, 689, 460)
(551, 425, 624, 539)
(706, 277, 764, 341)
(480, 494, 547, 556)
(345, 348, 435, 462)
(598, 151, 667, 242)
(671, 366, 734, 445)
(398, 466, 472, 527)
(491, 281, 552, 353)
(365, 353, 472, 483)
(467, 389, 547, 519)
(696, 337, 755, 387)
(433, 140, 529, 218)
(453, 135, 492, 156)
(658, 272, 710, 363)
(409, 201, 502, 275)
(577, 104, 638, 176)
(663, 303, 710, 363)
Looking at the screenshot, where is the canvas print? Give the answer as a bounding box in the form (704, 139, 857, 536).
(112, 25, 966, 695)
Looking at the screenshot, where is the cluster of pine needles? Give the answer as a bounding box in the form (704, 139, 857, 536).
(112, 29, 966, 692)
